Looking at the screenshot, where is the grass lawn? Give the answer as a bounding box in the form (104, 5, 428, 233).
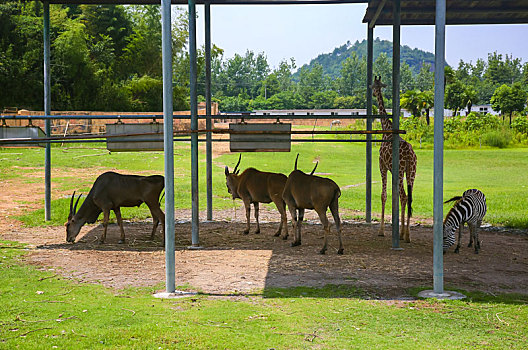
(2, 141, 528, 228)
(0, 240, 527, 349)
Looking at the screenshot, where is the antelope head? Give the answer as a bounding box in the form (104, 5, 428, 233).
(225, 154, 242, 200)
(65, 191, 82, 243)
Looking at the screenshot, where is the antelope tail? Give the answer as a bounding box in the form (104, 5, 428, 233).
(159, 190, 165, 206)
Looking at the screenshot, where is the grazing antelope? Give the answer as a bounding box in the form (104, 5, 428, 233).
(282, 154, 343, 255)
(65, 172, 165, 244)
(225, 154, 289, 238)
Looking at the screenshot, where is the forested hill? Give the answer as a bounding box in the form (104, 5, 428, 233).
(295, 38, 437, 78)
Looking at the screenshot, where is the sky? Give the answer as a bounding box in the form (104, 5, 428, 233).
(179, 3, 528, 70)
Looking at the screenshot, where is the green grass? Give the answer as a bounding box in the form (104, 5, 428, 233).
(2, 142, 528, 228)
(0, 240, 527, 349)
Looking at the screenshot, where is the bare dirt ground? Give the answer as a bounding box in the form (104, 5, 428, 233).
(1, 155, 528, 299)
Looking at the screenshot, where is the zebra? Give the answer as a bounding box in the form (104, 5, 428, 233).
(443, 189, 487, 254)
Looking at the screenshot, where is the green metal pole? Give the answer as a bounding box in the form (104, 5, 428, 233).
(189, 0, 200, 247)
(391, 0, 401, 249)
(433, 0, 446, 294)
(205, 1, 213, 221)
(161, 0, 175, 293)
(366, 24, 373, 223)
(43, 1, 51, 221)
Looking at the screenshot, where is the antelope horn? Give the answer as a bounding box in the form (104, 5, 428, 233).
(294, 153, 299, 170)
(233, 154, 242, 174)
(73, 193, 82, 215)
(69, 191, 76, 217)
(309, 161, 318, 176)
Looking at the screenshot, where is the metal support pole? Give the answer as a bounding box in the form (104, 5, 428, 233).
(189, 0, 200, 247)
(433, 0, 446, 294)
(205, 1, 213, 221)
(161, 0, 175, 293)
(391, 0, 401, 249)
(366, 24, 374, 223)
(43, 2, 51, 221)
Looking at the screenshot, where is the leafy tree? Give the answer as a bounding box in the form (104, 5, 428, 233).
(462, 85, 478, 115)
(485, 52, 522, 86)
(373, 52, 392, 101)
(338, 52, 366, 97)
(419, 90, 434, 125)
(415, 63, 434, 91)
(445, 80, 466, 116)
(333, 96, 359, 109)
(297, 63, 329, 106)
(400, 62, 415, 93)
(311, 90, 338, 109)
(491, 83, 528, 125)
(80, 4, 131, 62)
(400, 89, 421, 118)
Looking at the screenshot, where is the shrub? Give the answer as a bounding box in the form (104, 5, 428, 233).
(481, 129, 511, 148)
(464, 112, 501, 131)
(444, 115, 463, 133)
(511, 116, 528, 134)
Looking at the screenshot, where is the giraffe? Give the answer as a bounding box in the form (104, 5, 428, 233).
(372, 76, 417, 242)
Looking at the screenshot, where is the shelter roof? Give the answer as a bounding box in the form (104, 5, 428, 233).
(363, 0, 528, 26)
(45, 0, 367, 5)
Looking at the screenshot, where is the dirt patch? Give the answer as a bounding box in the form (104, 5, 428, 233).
(1, 167, 527, 299)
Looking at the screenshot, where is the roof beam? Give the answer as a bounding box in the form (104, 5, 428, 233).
(369, 0, 387, 28)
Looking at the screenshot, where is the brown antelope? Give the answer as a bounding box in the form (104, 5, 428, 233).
(225, 154, 289, 239)
(282, 154, 343, 255)
(65, 172, 165, 244)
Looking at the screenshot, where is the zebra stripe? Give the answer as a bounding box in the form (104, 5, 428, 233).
(443, 189, 487, 253)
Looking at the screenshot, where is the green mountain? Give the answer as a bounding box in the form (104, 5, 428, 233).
(295, 38, 439, 78)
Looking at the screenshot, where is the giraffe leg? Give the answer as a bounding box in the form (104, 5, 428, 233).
(399, 174, 409, 243)
(379, 168, 388, 237)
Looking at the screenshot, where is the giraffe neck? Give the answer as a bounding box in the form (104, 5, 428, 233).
(374, 91, 393, 132)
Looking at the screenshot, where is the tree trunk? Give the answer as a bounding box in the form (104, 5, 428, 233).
(510, 112, 513, 126)
(425, 109, 430, 125)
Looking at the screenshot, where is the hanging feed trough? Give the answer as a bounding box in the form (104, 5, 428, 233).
(0, 126, 46, 147)
(229, 122, 291, 152)
(106, 122, 164, 152)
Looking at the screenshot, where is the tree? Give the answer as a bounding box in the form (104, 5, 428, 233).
(419, 90, 434, 125)
(338, 52, 366, 97)
(462, 86, 478, 115)
(400, 62, 415, 93)
(445, 80, 466, 116)
(400, 89, 421, 118)
(491, 83, 528, 125)
(485, 52, 522, 86)
(373, 53, 392, 100)
(297, 63, 329, 106)
(415, 63, 434, 91)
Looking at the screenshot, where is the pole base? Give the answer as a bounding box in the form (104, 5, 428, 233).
(417, 290, 466, 300)
(153, 291, 197, 299)
(391, 247, 404, 251)
(188, 245, 203, 250)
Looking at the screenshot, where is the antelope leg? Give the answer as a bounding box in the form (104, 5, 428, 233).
(114, 208, 126, 244)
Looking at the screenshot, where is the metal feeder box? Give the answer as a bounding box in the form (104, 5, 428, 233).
(0, 126, 46, 147)
(106, 123, 164, 152)
(229, 122, 291, 152)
